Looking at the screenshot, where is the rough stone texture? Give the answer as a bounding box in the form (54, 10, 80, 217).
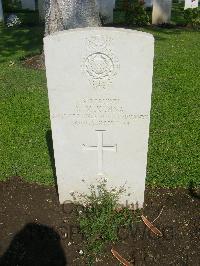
(152, 0, 172, 25)
(96, 0, 116, 24)
(44, 28, 154, 208)
(45, 0, 101, 35)
(21, 0, 35, 10)
(184, 0, 198, 9)
(0, 0, 3, 22)
(45, 0, 64, 35)
(63, 0, 101, 29)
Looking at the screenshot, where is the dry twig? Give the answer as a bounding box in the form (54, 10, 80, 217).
(152, 206, 164, 223)
(111, 248, 134, 266)
(141, 215, 163, 237)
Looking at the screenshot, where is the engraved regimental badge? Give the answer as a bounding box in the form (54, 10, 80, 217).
(82, 35, 120, 89)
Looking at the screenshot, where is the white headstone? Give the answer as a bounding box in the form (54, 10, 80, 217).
(184, 0, 198, 9)
(96, 0, 116, 24)
(152, 0, 172, 24)
(0, 0, 3, 22)
(44, 28, 154, 208)
(21, 0, 35, 10)
(144, 0, 153, 7)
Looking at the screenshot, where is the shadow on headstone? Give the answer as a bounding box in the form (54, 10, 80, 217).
(188, 180, 200, 200)
(46, 130, 58, 193)
(0, 223, 67, 266)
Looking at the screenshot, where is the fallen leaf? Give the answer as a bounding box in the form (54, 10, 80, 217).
(9, 61, 14, 67)
(141, 215, 163, 236)
(111, 248, 133, 266)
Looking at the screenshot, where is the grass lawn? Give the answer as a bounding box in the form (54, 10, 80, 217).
(146, 27, 200, 188)
(0, 24, 199, 188)
(0, 25, 53, 185)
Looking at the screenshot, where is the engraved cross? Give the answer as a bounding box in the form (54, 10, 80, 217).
(82, 130, 117, 176)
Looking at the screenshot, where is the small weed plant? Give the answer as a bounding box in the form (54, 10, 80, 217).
(71, 177, 134, 264)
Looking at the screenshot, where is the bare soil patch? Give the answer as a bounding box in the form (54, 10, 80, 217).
(0, 176, 199, 265)
(22, 54, 45, 70)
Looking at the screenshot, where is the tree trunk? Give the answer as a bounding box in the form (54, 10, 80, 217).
(44, 0, 64, 35)
(44, 0, 101, 36)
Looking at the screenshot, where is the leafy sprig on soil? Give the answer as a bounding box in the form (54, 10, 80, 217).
(71, 178, 134, 264)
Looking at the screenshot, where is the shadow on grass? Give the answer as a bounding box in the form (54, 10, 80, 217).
(46, 130, 58, 194)
(0, 223, 67, 266)
(0, 25, 44, 63)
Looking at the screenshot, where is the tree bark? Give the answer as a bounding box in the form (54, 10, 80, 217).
(44, 0, 64, 35)
(44, 0, 101, 36)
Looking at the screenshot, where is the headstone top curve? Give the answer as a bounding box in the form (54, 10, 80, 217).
(43, 27, 154, 42)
